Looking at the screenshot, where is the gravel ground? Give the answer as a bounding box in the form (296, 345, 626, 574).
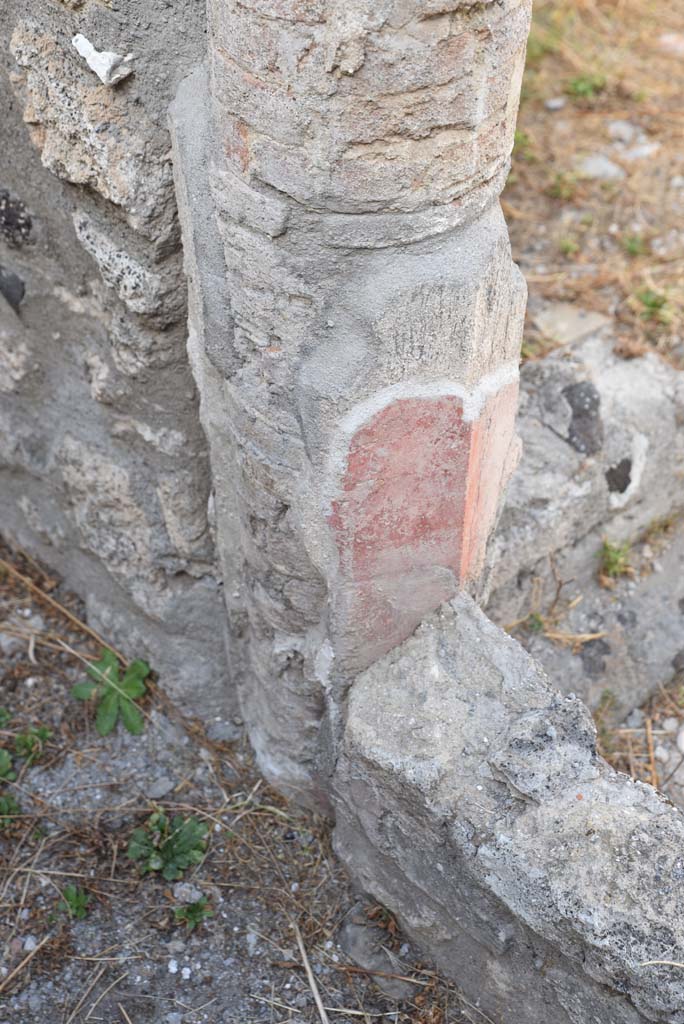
(0, 540, 487, 1024)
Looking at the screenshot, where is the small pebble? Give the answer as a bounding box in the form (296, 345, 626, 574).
(663, 717, 679, 734)
(168, 959, 178, 975)
(23, 936, 38, 952)
(676, 726, 684, 756)
(545, 96, 566, 111)
(577, 154, 626, 181)
(608, 119, 637, 144)
(625, 708, 645, 729)
(145, 776, 176, 800)
(173, 882, 202, 904)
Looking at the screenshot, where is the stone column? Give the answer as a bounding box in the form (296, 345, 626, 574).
(182, 0, 531, 801)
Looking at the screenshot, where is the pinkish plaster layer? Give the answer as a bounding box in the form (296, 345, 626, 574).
(328, 380, 519, 669)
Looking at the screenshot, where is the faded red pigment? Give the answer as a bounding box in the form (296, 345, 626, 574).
(329, 381, 518, 668)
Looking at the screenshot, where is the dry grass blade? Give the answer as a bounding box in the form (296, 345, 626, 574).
(294, 923, 331, 1024)
(64, 965, 108, 1024)
(84, 970, 128, 1020)
(0, 934, 51, 994)
(0, 556, 126, 663)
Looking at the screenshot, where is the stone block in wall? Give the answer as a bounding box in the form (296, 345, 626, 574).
(10, 22, 176, 243)
(1, 4, 235, 718)
(485, 334, 684, 717)
(333, 595, 684, 1023)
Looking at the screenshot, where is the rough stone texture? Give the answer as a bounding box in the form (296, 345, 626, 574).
(0, 1, 232, 713)
(333, 594, 684, 1024)
(512, 521, 684, 723)
(485, 334, 684, 716)
(487, 333, 684, 604)
(170, 0, 532, 797)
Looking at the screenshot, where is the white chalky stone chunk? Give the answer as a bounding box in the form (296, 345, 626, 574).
(72, 34, 134, 86)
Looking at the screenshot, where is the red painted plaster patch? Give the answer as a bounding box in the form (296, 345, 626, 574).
(329, 381, 519, 670)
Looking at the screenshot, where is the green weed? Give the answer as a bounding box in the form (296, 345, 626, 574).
(58, 884, 91, 920)
(0, 793, 21, 830)
(635, 287, 672, 325)
(599, 539, 633, 581)
(0, 707, 11, 728)
(546, 172, 578, 201)
(623, 234, 648, 257)
(174, 896, 213, 931)
(566, 74, 606, 100)
(127, 811, 209, 881)
(513, 129, 536, 162)
(15, 726, 52, 766)
(559, 236, 580, 257)
(72, 648, 150, 737)
(0, 749, 16, 781)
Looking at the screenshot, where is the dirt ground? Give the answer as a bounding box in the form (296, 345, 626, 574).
(2, 1, 684, 1022)
(0, 540, 486, 1023)
(507, 0, 684, 365)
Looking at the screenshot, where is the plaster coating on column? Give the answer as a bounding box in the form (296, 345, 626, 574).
(195, 0, 531, 799)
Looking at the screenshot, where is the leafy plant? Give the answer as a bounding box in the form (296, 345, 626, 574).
(566, 74, 606, 99)
(559, 236, 580, 257)
(72, 649, 150, 737)
(623, 234, 648, 257)
(513, 129, 536, 162)
(546, 172, 578, 201)
(15, 726, 52, 766)
(525, 612, 546, 634)
(599, 539, 634, 586)
(635, 287, 671, 325)
(0, 707, 11, 729)
(58, 884, 91, 920)
(0, 749, 16, 781)
(174, 896, 213, 931)
(520, 335, 560, 363)
(0, 793, 21, 830)
(127, 811, 209, 881)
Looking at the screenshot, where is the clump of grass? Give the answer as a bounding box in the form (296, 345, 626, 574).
(0, 749, 16, 781)
(635, 287, 672, 325)
(524, 612, 546, 633)
(174, 896, 213, 931)
(513, 129, 536, 162)
(58, 884, 91, 920)
(566, 73, 606, 100)
(593, 689, 617, 757)
(599, 539, 634, 587)
(0, 793, 21, 830)
(546, 172, 578, 201)
(520, 335, 561, 363)
(559, 235, 580, 257)
(622, 234, 649, 257)
(15, 726, 51, 767)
